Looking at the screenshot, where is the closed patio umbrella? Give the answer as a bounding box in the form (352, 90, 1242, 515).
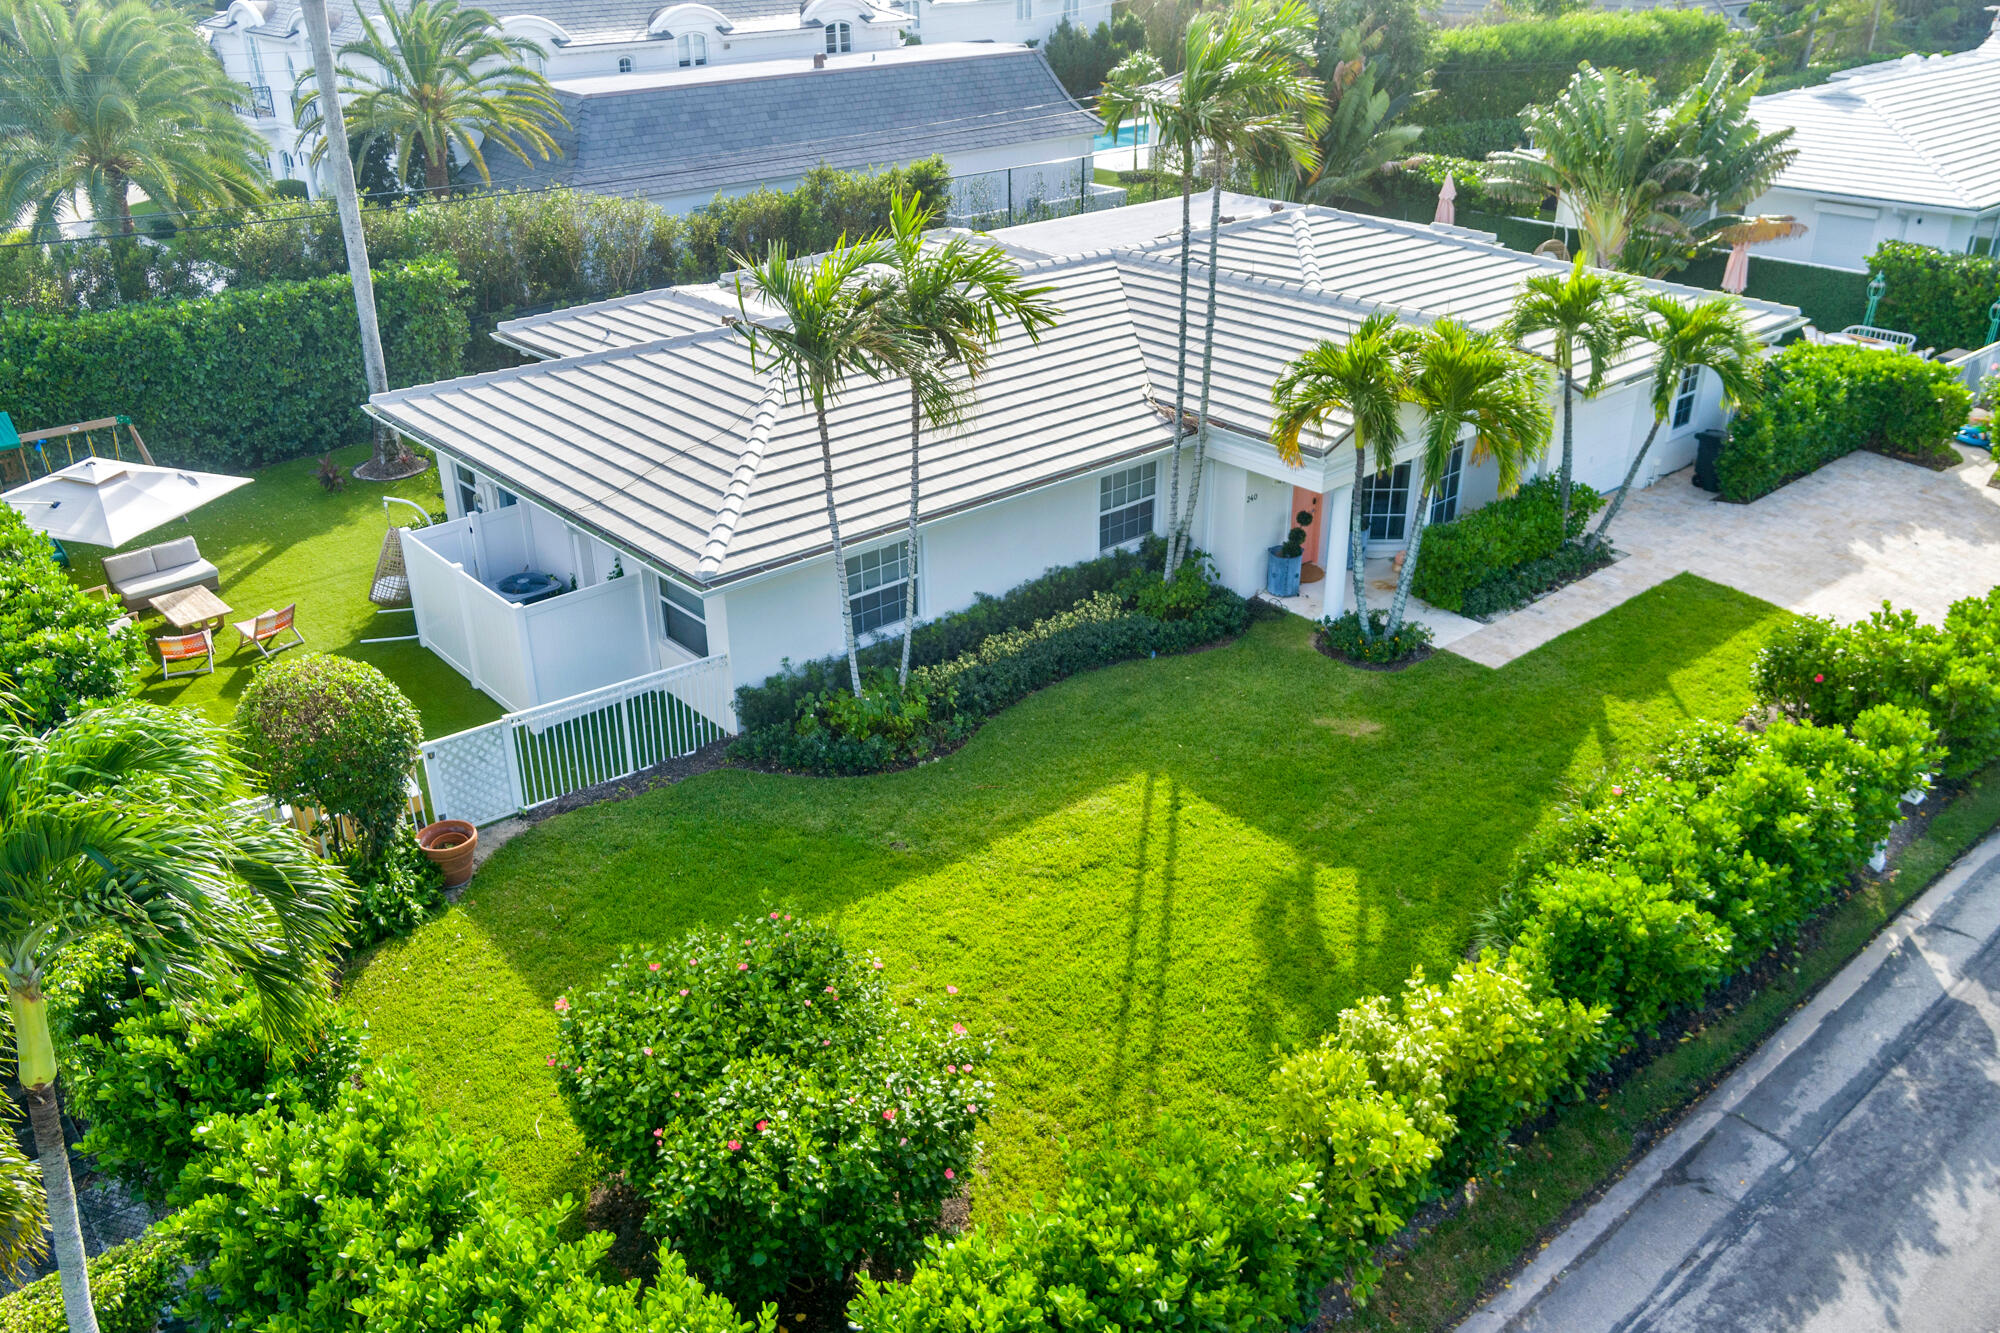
(1433, 172, 1457, 227)
(1713, 216, 1808, 296)
(3, 456, 250, 548)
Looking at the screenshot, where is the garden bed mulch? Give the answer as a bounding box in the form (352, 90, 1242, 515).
(1307, 776, 1962, 1330)
(1311, 635, 1435, 672)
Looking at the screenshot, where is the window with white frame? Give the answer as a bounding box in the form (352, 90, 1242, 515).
(1098, 460, 1157, 550)
(846, 541, 911, 636)
(659, 579, 709, 656)
(617, 55, 633, 73)
(1015, 0, 1030, 19)
(677, 33, 707, 65)
(1428, 443, 1465, 525)
(1063, 0, 1078, 20)
(1671, 365, 1701, 430)
(1358, 460, 1412, 542)
(494, 486, 519, 508)
(453, 463, 480, 516)
(825, 21, 851, 52)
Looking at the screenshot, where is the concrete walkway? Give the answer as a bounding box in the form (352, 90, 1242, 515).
(1448, 445, 2000, 668)
(1463, 827, 2000, 1333)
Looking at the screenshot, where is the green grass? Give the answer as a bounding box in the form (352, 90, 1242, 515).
(57, 442, 502, 739)
(1330, 761, 2000, 1331)
(344, 574, 1788, 1220)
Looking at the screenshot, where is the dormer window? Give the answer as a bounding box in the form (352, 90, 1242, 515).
(677, 32, 707, 65)
(618, 54, 633, 72)
(824, 20, 850, 53)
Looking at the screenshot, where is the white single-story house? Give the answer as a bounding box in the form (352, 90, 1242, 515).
(1743, 20, 2000, 271)
(366, 196, 1804, 719)
(479, 43, 1106, 219)
(906, 0, 1113, 47)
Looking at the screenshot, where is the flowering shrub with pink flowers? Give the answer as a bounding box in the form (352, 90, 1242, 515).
(552, 914, 991, 1315)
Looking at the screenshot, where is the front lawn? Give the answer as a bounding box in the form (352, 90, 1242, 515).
(344, 574, 1788, 1221)
(58, 442, 501, 738)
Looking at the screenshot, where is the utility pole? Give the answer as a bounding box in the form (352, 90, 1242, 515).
(300, 0, 407, 481)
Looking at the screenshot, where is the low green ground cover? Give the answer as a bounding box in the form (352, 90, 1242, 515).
(58, 442, 500, 739)
(345, 574, 1788, 1220)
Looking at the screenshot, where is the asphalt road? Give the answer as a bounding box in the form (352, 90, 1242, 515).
(1465, 829, 2000, 1333)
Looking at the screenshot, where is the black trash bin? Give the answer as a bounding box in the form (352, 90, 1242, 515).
(1692, 429, 1727, 493)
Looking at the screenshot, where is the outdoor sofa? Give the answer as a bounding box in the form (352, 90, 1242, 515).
(101, 536, 221, 611)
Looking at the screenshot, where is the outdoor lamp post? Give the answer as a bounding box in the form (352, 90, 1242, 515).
(1986, 296, 1999, 347)
(1864, 272, 1887, 327)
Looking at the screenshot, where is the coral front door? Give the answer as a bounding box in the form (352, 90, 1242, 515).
(1290, 485, 1326, 582)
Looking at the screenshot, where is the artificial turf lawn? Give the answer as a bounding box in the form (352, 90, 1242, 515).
(58, 442, 501, 739)
(342, 574, 1789, 1221)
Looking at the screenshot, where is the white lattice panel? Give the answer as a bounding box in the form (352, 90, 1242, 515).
(422, 721, 519, 826)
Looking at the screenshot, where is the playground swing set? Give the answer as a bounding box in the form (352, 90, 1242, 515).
(0, 410, 155, 488)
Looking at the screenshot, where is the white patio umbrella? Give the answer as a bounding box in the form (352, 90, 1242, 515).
(2, 455, 250, 548)
(1433, 173, 1457, 227)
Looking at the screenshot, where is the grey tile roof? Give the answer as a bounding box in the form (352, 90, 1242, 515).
(1752, 37, 2000, 212)
(482, 44, 1100, 199)
(494, 285, 753, 359)
(370, 256, 1167, 585)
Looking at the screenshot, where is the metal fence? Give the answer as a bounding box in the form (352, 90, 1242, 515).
(947, 154, 1127, 230)
(421, 655, 736, 826)
(1945, 339, 2000, 393)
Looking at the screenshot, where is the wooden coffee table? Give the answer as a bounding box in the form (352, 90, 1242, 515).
(148, 585, 231, 633)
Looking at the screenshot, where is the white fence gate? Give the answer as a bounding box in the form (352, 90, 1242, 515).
(421, 655, 735, 826)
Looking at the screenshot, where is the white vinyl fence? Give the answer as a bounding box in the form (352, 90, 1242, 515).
(421, 655, 735, 826)
(1945, 339, 2000, 393)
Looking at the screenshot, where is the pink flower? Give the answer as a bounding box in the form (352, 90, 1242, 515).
(823, 1038, 833, 1046)
(967, 1103, 979, 1113)
(738, 962, 750, 972)
(727, 1140, 742, 1151)
(946, 1064, 957, 1074)
(553, 997, 570, 1013)
(883, 1108, 897, 1122)
(756, 1120, 769, 1133)
(945, 1168, 956, 1181)
(545, 1056, 557, 1067)
(743, 939, 753, 946)
(952, 1023, 967, 1035)
(785, 914, 793, 921)
(679, 988, 689, 996)
(899, 1136, 908, 1145)
(872, 960, 884, 970)
(825, 985, 837, 994)
(1610, 785, 1623, 796)
(648, 962, 662, 972)
(643, 1047, 653, 1057)
(770, 911, 780, 919)
(1814, 673, 1825, 683)
(654, 1128, 665, 1138)
(946, 985, 958, 995)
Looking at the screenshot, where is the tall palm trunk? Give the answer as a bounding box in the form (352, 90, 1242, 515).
(815, 402, 864, 697)
(1556, 361, 1576, 533)
(1163, 152, 1195, 577)
(301, 0, 395, 478)
(1386, 487, 1433, 636)
(1174, 147, 1228, 575)
(1589, 412, 1664, 549)
(898, 382, 922, 689)
(423, 137, 450, 196)
(10, 987, 97, 1333)
(1346, 439, 1374, 639)
(106, 169, 133, 236)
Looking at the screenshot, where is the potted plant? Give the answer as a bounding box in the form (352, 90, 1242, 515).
(417, 819, 479, 889)
(1265, 510, 1314, 597)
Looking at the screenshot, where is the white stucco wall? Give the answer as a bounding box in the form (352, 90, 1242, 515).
(910, 0, 1114, 46)
(1744, 187, 1976, 273)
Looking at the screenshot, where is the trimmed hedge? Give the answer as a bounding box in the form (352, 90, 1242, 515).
(0, 1229, 183, 1333)
(1459, 540, 1614, 619)
(1410, 475, 1602, 613)
(0, 257, 469, 471)
(1867, 240, 2000, 353)
(1716, 342, 1970, 501)
(1420, 11, 1726, 126)
(0, 505, 144, 729)
(1677, 251, 1871, 335)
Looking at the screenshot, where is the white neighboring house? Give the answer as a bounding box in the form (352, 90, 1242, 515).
(477, 43, 1104, 217)
(904, 0, 1111, 46)
(201, 0, 907, 194)
(365, 196, 1803, 721)
(1742, 20, 2000, 271)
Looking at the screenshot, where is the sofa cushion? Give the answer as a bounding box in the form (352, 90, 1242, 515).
(102, 548, 157, 584)
(116, 559, 220, 603)
(149, 536, 201, 569)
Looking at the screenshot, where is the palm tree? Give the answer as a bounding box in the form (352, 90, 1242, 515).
(734, 238, 916, 698)
(1243, 30, 1426, 207)
(0, 701, 349, 1333)
(1482, 64, 1691, 272)
(881, 193, 1061, 687)
(1390, 320, 1552, 634)
(0, 0, 267, 239)
(1102, 0, 1322, 577)
(1590, 293, 1761, 549)
(1502, 257, 1643, 533)
(1270, 311, 1420, 638)
(293, 0, 564, 196)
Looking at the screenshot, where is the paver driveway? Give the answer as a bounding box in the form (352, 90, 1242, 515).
(1451, 445, 2000, 667)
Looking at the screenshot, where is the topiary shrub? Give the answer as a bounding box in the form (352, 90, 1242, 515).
(0, 1228, 183, 1333)
(1409, 475, 1603, 613)
(69, 993, 365, 1205)
(234, 653, 422, 856)
(0, 505, 144, 731)
(553, 914, 989, 1315)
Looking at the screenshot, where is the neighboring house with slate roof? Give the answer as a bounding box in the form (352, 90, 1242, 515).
(366, 196, 1803, 717)
(1742, 18, 2000, 271)
(479, 42, 1104, 214)
(203, 0, 910, 193)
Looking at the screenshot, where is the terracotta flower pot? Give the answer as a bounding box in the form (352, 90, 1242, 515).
(417, 819, 479, 889)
